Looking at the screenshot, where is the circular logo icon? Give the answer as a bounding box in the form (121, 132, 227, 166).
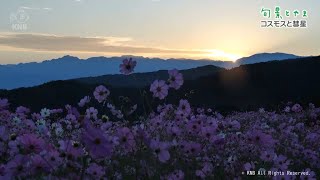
(15, 9, 29, 24)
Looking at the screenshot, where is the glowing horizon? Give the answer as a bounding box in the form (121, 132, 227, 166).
(0, 0, 319, 64)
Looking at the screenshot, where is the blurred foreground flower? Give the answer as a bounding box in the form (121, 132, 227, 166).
(120, 57, 137, 75)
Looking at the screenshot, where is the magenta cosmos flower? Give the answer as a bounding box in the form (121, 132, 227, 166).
(93, 85, 110, 103)
(82, 125, 112, 159)
(119, 58, 137, 75)
(6, 154, 30, 177)
(19, 133, 45, 154)
(117, 127, 136, 151)
(168, 69, 184, 90)
(150, 80, 169, 100)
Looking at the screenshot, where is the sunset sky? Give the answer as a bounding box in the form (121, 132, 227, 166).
(0, 0, 319, 64)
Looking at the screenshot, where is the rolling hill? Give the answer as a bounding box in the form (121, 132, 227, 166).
(1, 56, 319, 112)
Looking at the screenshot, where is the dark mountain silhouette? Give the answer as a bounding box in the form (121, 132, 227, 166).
(0, 55, 233, 89)
(0, 52, 300, 89)
(183, 56, 319, 111)
(0, 56, 319, 113)
(75, 65, 223, 88)
(236, 52, 301, 65)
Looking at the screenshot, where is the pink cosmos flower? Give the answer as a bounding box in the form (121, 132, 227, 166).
(82, 125, 112, 159)
(227, 120, 241, 130)
(247, 130, 275, 148)
(167, 125, 182, 138)
(86, 107, 98, 120)
(0, 98, 9, 110)
(66, 114, 77, 124)
(186, 121, 201, 134)
(6, 155, 29, 177)
(196, 162, 213, 178)
(31, 113, 41, 121)
(274, 155, 290, 170)
(300, 168, 316, 180)
(284, 106, 291, 112)
(22, 120, 36, 132)
(175, 109, 188, 120)
(201, 126, 216, 140)
(291, 103, 303, 112)
(117, 127, 136, 151)
(119, 58, 137, 75)
(195, 170, 206, 179)
(202, 162, 214, 175)
(127, 104, 137, 115)
(86, 163, 105, 178)
(30, 155, 50, 174)
(243, 162, 255, 171)
(45, 150, 63, 170)
(93, 85, 110, 103)
(150, 80, 169, 100)
(0, 126, 8, 142)
(150, 140, 170, 163)
(78, 96, 90, 107)
(168, 69, 184, 90)
(15, 106, 30, 119)
(167, 170, 184, 180)
(260, 150, 276, 162)
(58, 140, 83, 160)
(178, 99, 191, 116)
(183, 141, 202, 156)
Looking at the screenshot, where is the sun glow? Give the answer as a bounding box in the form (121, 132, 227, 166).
(205, 50, 242, 62)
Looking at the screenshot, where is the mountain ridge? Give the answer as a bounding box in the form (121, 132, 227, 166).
(236, 52, 301, 65)
(1, 52, 301, 65)
(0, 52, 306, 89)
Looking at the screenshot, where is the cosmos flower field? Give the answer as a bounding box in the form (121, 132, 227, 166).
(0, 58, 319, 179)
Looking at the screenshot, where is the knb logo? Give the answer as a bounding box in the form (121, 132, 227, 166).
(10, 8, 30, 31)
(247, 171, 255, 175)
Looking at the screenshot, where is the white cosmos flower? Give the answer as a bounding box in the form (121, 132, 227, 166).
(55, 127, 64, 136)
(218, 132, 226, 138)
(40, 108, 51, 118)
(12, 117, 21, 124)
(36, 119, 46, 132)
